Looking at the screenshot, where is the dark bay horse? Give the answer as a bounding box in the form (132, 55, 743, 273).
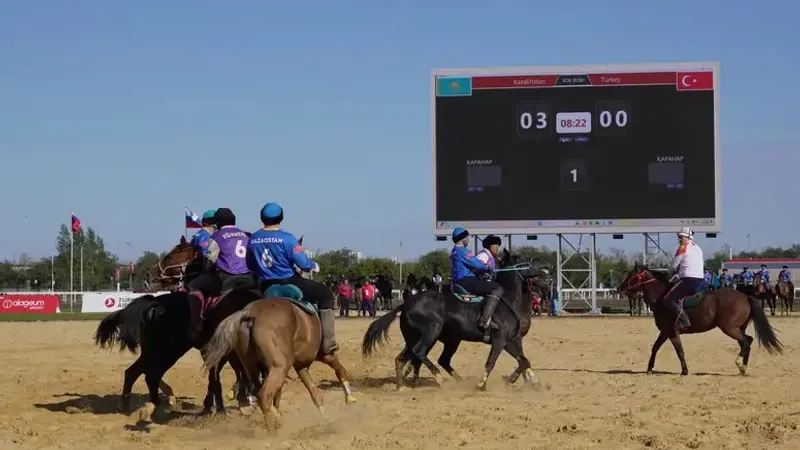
(203, 294, 357, 431)
(619, 265, 782, 376)
(363, 249, 550, 391)
(143, 235, 203, 292)
(754, 272, 776, 316)
(775, 277, 794, 316)
(373, 274, 394, 310)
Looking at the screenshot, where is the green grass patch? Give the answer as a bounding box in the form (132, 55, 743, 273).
(0, 312, 109, 322)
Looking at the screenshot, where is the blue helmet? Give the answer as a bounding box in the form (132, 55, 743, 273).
(260, 203, 284, 225)
(452, 227, 469, 242)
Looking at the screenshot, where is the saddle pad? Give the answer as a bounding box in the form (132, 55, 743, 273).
(680, 294, 704, 309)
(451, 283, 484, 304)
(264, 284, 316, 315)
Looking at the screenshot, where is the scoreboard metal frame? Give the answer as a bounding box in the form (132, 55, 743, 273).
(431, 61, 721, 238)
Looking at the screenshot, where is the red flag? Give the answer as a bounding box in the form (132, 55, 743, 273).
(676, 72, 713, 91)
(71, 213, 81, 233)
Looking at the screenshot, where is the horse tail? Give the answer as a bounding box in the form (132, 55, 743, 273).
(362, 303, 403, 358)
(93, 295, 162, 353)
(202, 307, 254, 372)
(747, 296, 783, 355)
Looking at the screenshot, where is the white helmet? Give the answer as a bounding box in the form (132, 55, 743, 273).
(677, 227, 694, 239)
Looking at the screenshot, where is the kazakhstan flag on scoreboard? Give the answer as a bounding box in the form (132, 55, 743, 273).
(436, 77, 472, 97)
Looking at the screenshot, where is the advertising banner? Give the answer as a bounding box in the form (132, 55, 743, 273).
(0, 294, 60, 314)
(81, 292, 169, 313)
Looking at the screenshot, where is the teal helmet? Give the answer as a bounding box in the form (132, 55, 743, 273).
(202, 209, 217, 226)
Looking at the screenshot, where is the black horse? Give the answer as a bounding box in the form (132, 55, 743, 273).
(94, 287, 263, 419)
(373, 274, 394, 310)
(363, 249, 550, 391)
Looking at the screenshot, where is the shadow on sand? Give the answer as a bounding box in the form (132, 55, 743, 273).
(536, 367, 737, 377)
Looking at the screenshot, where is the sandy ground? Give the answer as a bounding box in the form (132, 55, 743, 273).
(1, 315, 799, 450)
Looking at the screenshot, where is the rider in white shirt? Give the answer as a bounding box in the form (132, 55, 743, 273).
(665, 227, 705, 330)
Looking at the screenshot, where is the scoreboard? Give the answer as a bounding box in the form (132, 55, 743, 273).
(432, 62, 721, 237)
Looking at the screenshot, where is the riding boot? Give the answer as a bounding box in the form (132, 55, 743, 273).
(319, 309, 339, 354)
(478, 295, 501, 331)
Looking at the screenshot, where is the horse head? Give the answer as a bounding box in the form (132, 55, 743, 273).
(145, 235, 200, 291)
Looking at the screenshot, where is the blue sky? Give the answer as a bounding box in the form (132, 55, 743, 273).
(1, 1, 797, 262)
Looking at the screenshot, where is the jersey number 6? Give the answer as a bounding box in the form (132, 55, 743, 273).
(260, 248, 274, 267)
(235, 240, 247, 258)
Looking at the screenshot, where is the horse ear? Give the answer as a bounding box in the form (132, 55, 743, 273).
(298, 235, 304, 246)
(180, 235, 187, 245)
(502, 248, 511, 261)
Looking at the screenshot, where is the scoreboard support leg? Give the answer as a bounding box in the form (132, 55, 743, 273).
(643, 233, 671, 267)
(556, 234, 599, 314)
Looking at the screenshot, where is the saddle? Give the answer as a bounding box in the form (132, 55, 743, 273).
(188, 291, 224, 320)
(451, 283, 485, 304)
(678, 284, 709, 309)
(264, 284, 317, 315)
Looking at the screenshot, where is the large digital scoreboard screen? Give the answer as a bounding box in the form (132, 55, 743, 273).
(432, 62, 721, 236)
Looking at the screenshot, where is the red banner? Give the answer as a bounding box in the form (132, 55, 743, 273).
(0, 294, 60, 314)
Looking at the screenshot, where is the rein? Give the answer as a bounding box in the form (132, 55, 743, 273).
(149, 251, 201, 290)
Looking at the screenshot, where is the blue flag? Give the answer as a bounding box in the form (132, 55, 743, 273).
(436, 77, 472, 97)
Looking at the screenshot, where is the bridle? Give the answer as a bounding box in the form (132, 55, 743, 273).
(619, 269, 659, 294)
(146, 249, 201, 292)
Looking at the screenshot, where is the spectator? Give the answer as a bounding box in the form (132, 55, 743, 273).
(360, 280, 376, 317)
(337, 280, 354, 317)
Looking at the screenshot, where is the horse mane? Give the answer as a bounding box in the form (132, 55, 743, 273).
(639, 266, 671, 285)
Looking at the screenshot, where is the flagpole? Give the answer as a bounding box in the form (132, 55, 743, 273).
(80, 245, 84, 292)
(70, 210, 74, 310)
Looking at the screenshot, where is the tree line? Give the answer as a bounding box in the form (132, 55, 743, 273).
(2, 225, 799, 291)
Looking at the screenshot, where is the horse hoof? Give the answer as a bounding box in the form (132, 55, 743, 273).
(433, 373, 445, 388)
(476, 381, 487, 391)
(199, 407, 213, 416)
(239, 405, 254, 416)
(167, 396, 177, 410)
(345, 395, 358, 404)
(226, 390, 236, 401)
(137, 402, 156, 421)
(680, 371, 689, 376)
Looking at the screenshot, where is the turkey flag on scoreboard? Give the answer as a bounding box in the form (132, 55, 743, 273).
(676, 72, 713, 91)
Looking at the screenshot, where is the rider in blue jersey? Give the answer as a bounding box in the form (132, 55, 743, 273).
(779, 265, 794, 298)
(190, 209, 217, 258)
(246, 203, 337, 354)
(720, 268, 733, 288)
(449, 228, 503, 332)
(757, 264, 771, 291)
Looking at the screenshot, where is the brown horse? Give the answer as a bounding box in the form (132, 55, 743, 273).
(775, 278, 794, 316)
(753, 272, 776, 316)
(203, 296, 356, 431)
(144, 236, 203, 292)
(619, 265, 782, 376)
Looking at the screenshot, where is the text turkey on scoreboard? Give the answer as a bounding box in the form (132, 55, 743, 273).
(432, 62, 720, 236)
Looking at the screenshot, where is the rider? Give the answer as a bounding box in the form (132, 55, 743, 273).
(757, 264, 771, 291)
(476, 235, 502, 280)
(190, 209, 217, 257)
(206, 208, 254, 291)
(779, 265, 794, 296)
(664, 227, 705, 331)
(721, 268, 733, 288)
(432, 269, 443, 291)
(703, 267, 713, 289)
(740, 266, 754, 287)
(247, 203, 338, 354)
(449, 227, 502, 332)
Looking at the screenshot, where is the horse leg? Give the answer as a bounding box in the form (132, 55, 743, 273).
(668, 335, 689, 376)
(257, 365, 289, 432)
(503, 337, 540, 388)
(476, 337, 507, 391)
(139, 362, 170, 421)
(200, 354, 226, 415)
(409, 325, 445, 387)
(158, 379, 177, 410)
(394, 347, 412, 390)
(295, 366, 325, 418)
(121, 356, 145, 413)
(646, 332, 669, 374)
(721, 325, 752, 375)
(209, 364, 226, 414)
(437, 339, 464, 382)
(318, 352, 357, 404)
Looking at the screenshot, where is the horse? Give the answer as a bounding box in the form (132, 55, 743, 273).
(733, 274, 755, 296)
(627, 291, 647, 316)
(775, 277, 794, 316)
(94, 287, 263, 420)
(143, 235, 204, 292)
(362, 249, 550, 391)
(754, 272, 776, 316)
(202, 289, 357, 432)
(373, 274, 394, 310)
(619, 264, 782, 376)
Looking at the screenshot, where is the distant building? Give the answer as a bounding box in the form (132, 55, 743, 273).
(722, 258, 800, 281)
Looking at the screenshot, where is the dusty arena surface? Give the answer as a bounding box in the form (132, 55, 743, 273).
(2, 316, 799, 450)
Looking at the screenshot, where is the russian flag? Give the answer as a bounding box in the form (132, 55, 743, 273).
(185, 208, 202, 229)
(71, 212, 81, 233)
